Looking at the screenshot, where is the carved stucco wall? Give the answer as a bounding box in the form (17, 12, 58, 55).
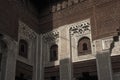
(69, 18, 95, 62)
(43, 30, 60, 67)
(43, 18, 96, 67)
(18, 20, 37, 66)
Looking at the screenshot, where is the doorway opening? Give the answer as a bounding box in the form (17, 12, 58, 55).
(15, 61, 33, 80)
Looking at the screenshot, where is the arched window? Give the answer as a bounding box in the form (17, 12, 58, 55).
(19, 39, 28, 58)
(78, 37, 91, 56)
(83, 43, 88, 50)
(50, 44, 58, 61)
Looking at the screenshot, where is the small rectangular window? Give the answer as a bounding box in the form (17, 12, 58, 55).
(50, 45, 58, 61)
(19, 40, 28, 58)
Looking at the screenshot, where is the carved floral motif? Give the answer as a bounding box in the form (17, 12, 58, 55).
(70, 22, 90, 36)
(43, 30, 59, 42)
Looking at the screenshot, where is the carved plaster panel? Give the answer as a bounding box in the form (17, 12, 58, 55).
(43, 30, 60, 67)
(43, 30, 59, 43)
(18, 20, 37, 40)
(70, 19, 91, 37)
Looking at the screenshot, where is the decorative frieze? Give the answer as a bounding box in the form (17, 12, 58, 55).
(69, 21, 91, 37)
(19, 21, 37, 39)
(43, 30, 59, 43)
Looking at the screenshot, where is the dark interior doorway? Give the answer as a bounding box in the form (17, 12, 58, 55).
(77, 72, 98, 80)
(15, 61, 33, 80)
(73, 60, 98, 80)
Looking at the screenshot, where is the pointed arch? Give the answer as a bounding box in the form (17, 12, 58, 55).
(50, 44, 58, 61)
(78, 37, 91, 55)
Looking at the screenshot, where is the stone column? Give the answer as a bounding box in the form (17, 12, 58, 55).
(3, 40, 17, 80)
(59, 27, 72, 80)
(38, 34, 44, 80)
(33, 34, 44, 80)
(32, 35, 38, 80)
(96, 50, 113, 80)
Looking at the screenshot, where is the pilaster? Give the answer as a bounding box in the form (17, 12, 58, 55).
(59, 26, 72, 80)
(96, 50, 113, 80)
(0, 35, 18, 80)
(5, 41, 17, 80)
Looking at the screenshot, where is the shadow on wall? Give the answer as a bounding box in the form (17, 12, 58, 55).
(38, 1, 54, 34)
(110, 35, 119, 53)
(0, 0, 18, 40)
(15, 61, 33, 80)
(60, 58, 72, 80)
(0, 34, 8, 80)
(44, 58, 72, 80)
(73, 59, 98, 80)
